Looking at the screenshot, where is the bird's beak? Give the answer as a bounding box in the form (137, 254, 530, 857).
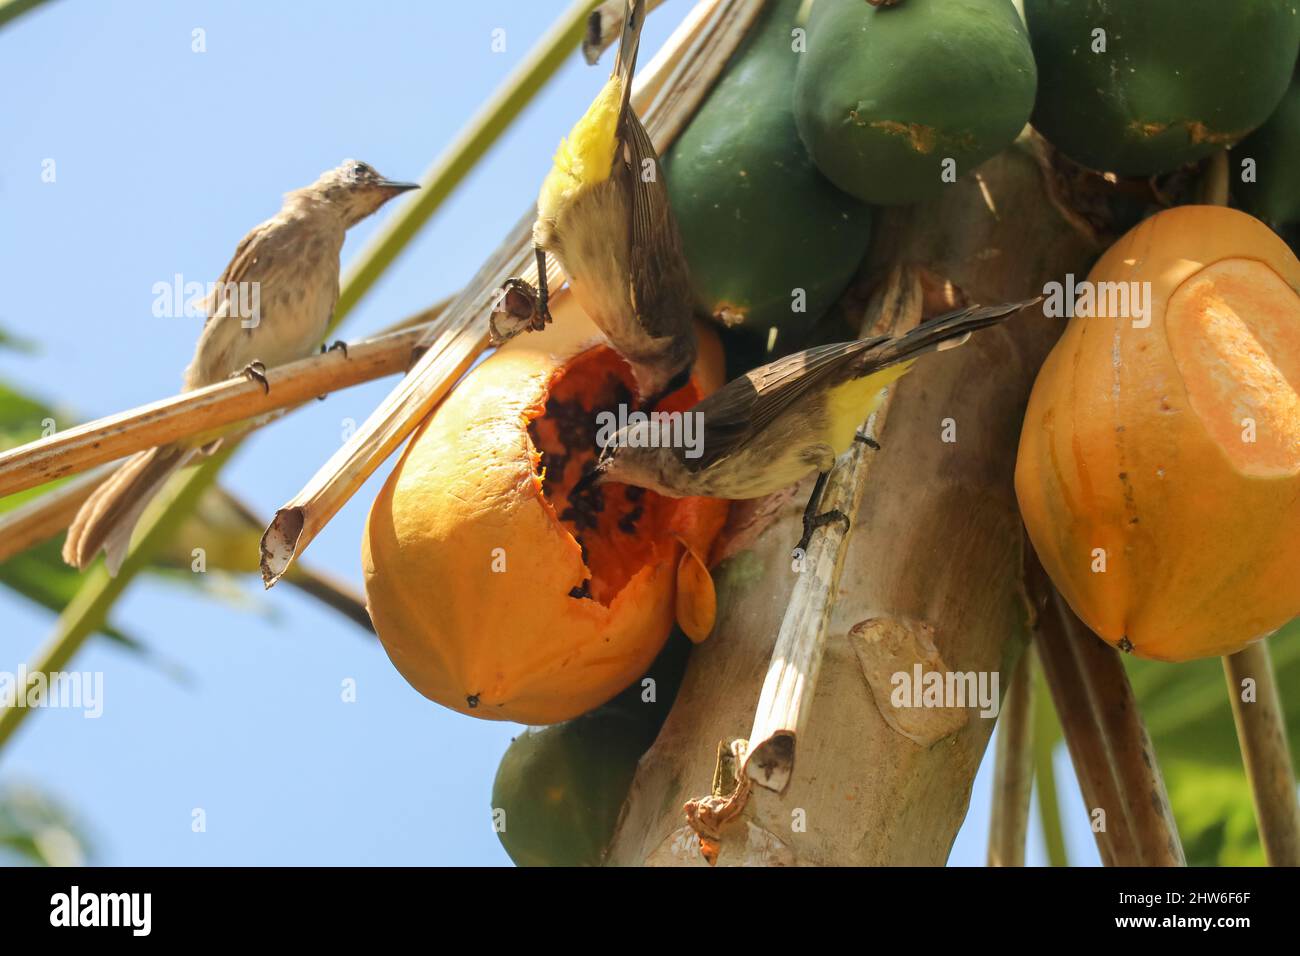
(377, 179, 420, 194)
(572, 461, 606, 495)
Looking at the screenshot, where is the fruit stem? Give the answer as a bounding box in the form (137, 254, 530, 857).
(1198, 149, 1230, 207)
(1222, 641, 1300, 866)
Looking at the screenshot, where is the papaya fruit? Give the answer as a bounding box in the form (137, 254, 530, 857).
(792, 0, 1036, 205)
(491, 631, 691, 867)
(1015, 205, 1300, 662)
(362, 293, 729, 725)
(664, 0, 871, 347)
(1234, 72, 1300, 226)
(1025, 0, 1300, 176)
(491, 710, 647, 867)
(592, 622, 693, 729)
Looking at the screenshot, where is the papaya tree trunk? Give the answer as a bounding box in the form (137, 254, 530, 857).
(606, 142, 1104, 866)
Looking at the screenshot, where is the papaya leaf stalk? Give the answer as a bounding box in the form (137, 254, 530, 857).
(1222, 642, 1300, 865)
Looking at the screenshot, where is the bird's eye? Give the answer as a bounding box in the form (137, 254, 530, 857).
(350, 163, 368, 179)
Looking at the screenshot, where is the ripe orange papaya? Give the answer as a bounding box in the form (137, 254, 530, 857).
(362, 294, 729, 724)
(1016, 205, 1300, 662)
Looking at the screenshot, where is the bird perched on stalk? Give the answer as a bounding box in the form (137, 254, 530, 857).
(62, 160, 418, 575)
(491, 0, 697, 406)
(582, 298, 1042, 552)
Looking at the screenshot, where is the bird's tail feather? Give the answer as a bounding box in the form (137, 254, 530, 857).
(611, 0, 647, 110)
(872, 296, 1043, 367)
(62, 444, 193, 576)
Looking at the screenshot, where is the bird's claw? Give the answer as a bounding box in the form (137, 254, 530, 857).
(854, 432, 881, 450)
(793, 509, 850, 557)
(240, 360, 270, 394)
(489, 277, 551, 346)
(320, 339, 349, 358)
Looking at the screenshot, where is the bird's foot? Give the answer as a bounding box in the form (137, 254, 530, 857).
(488, 278, 551, 345)
(320, 339, 349, 358)
(793, 509, 850, 557)
(239, 360, 269, 394)
(854, 432, 881, 450)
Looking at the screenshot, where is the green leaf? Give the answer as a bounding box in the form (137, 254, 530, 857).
(1029, 618, 1300, 865)
(0, 382, 68, 453)
(0, 371, 371, 680)
(1119, 624, 1300, 865)
(0, 783, 91, 866)
(0, 382, 155, 650)
(0, 445, 231, 750)
(0, 0, 55, 32)
(1124, 622, 1300, 769)
(0, 537, 142, 648)
(0, 380, 174, 654)
(1161, 760, 1267, 867)
(0, 325, 37, 354)
(1032, 663, 1069, 867)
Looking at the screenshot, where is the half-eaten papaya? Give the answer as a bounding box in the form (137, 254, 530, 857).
(362, 294, 729, 724)
(1016, 205, 1300, 662)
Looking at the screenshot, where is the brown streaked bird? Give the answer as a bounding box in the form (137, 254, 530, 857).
(62, 160, 418, 575)
(492, 0, 696, 406)
(583, 298, 1043, 552)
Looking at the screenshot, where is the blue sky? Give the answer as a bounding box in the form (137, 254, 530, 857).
(0, 0, 1097, 866)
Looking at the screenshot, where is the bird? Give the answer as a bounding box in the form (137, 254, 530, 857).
(62, 160, 418, 575)
(492, 0, 697, 407)
(581, 298, 1042, 553)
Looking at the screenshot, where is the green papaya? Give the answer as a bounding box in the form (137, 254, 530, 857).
(792, 0, 1036, 205)
(665, 0, 871, 347)
(490, 632, 691, 866)
(1025, 0, 1300, 176)
(1234, 73, 1300, 226)
(595, 627, 692, 730)
(491, 710, 648, 867)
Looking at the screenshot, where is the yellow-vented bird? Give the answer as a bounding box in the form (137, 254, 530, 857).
(584, 299, 1042, 552)
(494, 0, 696, 405)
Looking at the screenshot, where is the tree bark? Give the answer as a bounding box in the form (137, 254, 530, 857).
(606, 142, 1103, 866)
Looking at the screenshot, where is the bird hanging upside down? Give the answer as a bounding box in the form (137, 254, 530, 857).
(582, 298, 1044, 554)
(491, 0, 697, 408)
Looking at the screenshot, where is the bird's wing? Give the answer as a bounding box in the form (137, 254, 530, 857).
(184, 217, 337, 389)
(622, 110, 693, 341)
(685, 298, 1039, 472)
(684, 338, 884, 473)
(199, 219, 276, 328)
